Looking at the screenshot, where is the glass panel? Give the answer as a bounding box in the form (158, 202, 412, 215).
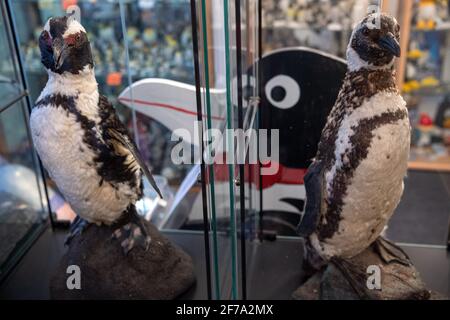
(0, 99, 46, 273)
(245, 0, 449, 299)
(118, 0, 198, 232)
(261, 0, 377, 57)
(220, 0, 263, 300)
(10, 0, 200, 228)
(0, 1, 48, 282)
(11, 0, 127, 222)
(255, 0, 450, 249)
(0, 4, 21, 107)
(257, 0, 376, 242)
(9, 0, 210, 298)
(388, 0, 450, 247)
(196, 0, 261, 300)
(240, 0, 262, 232)
(196, 0, 238, 299)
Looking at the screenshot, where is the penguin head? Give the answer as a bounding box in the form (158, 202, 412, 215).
(39, 16, 93, 75)
(346, 13, 401, 72)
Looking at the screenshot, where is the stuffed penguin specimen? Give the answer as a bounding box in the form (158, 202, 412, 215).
(298, 13, 411, 270)
(30, 16, 162, 254)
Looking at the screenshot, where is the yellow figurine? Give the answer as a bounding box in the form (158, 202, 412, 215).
(417, 0, 438, 30)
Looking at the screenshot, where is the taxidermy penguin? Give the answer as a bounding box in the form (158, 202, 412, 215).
(298, 13, 411, 274)
(30, 16, 162, 254)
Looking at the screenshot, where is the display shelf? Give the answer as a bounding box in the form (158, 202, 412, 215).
(263, 23, 352, 32)
(1, 226, 448, 299)
(408, 145, 450, 172)
(405, 86, 450, 97)
(247, 237, 449, 299)
(408, 157, 450, 172)
(412, 21, 450, 32)
(400, 0, 450, 174)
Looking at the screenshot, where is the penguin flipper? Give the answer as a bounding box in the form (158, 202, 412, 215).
(98, 94, 163, 199)
(297, 160, 325, 237)
(108, 128, 163, 199)
(374, 237, 411, 266)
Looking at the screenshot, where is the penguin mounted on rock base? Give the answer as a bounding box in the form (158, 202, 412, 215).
(297, 12, 412, 285)
(30, 16, 163, 255)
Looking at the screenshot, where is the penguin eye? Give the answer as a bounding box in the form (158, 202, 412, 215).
(66, 34, 82, 47)
(264, 75, 300, 110)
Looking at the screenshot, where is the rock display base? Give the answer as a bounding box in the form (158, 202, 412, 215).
(50, 221, 195, 299)
(292, 237, 447, 300)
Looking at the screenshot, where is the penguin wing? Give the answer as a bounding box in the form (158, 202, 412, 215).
(297, 160, 324, 237)
(98, 95, 163, 199)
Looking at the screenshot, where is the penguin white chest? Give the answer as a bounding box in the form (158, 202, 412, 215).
(315, 91, 410, 259)
(30, 105, 132, 224)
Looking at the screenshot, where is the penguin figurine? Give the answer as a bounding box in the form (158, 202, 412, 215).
(30, 16, 162, 254)
(298, 13, 411, 277)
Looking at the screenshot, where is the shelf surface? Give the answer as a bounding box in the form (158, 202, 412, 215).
(0, 227, 448, 299)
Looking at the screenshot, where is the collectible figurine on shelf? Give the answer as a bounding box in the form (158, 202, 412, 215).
(415, 112, 441, 148)
(417, 0, 438, 30)
(436, 94, 450, 132)
(30, 16, 194, 299)
(295, 12, 438, 300)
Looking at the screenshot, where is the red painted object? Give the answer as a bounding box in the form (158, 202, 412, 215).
(419, 113, 433, 126)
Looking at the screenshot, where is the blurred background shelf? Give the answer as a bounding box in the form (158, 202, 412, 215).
(409, 158, 450, 172)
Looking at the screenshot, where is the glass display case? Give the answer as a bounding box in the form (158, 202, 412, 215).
(10, 0, 197, 226)
(2, 0, 263, 300)
(0, 0, 448, 300)
(191, 0, 262, 299)
(401, 0, 450, 172)
(261, 0, 382, 57)
(0, 0, 49, 283)
(194, 0, 448, 300)
(255, 1, 450, 243)
(247, 0, 449, 299)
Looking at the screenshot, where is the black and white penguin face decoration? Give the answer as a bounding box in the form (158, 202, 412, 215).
(39, 16, 93, 74)
(256, 48, 347, 169)
(238, 48, 347, 236)
(347, 13, 401, 71)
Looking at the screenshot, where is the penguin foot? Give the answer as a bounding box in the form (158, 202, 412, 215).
(301, 239, 327, 283)
(65, 216, 90, 246)
(330, 257, 373, 299)
(301, 258, 324, 284)
(112, 213, 151, 255)
(374, 237, 411, 266)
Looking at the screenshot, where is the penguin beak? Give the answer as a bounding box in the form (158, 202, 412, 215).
(52, 38, 69, 70)
(378, 33, 401, 57)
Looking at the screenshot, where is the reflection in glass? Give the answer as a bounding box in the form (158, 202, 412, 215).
(0, 100, 46, 269)
(0, 5, 21, 107)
